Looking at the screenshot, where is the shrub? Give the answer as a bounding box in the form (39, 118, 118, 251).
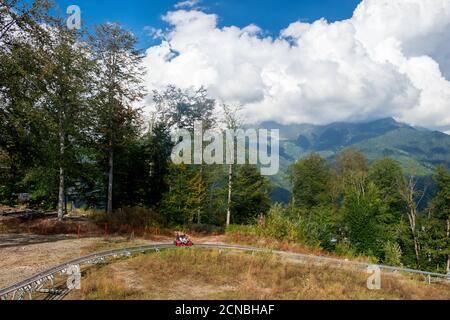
(264, 204, 298, 241)
(227, 204, 337, 249)
(92, 207, 166, 234)
(295, 206, 337, 248)
(335, 239, 358, 257)
(184, 223, 224, 235)
(382, 241, 403, 267)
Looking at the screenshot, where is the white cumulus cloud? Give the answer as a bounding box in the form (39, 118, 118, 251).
(174, 0, 201, 9)
(142, 0, 450, 132)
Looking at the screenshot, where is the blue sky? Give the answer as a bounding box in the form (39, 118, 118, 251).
(50, 0, 362, 49)
(36, 0, 450, 131)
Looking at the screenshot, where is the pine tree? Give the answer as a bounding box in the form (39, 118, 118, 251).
(152, 86, 217, 223)
(231, 165, 271, 225)
(368, 158, 404, 247)
(186, 170, 206, 223)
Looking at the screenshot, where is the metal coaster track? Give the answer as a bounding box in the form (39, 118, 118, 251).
(1, 243, 448, 300)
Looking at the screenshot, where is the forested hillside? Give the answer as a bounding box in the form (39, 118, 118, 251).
(264, 118, 450, 199)
(1, 0, 449, 275)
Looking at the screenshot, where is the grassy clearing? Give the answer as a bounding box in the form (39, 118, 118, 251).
(67, 249, 450, 300)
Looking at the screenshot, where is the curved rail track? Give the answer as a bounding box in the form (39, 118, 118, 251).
(1, 243, 449, 300)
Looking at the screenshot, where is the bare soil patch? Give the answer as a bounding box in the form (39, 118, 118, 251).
(0, 230, 224, 289)
(0, 237, 163, 288)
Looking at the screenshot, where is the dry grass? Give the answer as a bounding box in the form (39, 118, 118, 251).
(0, 237, 164, 288)
(0, 205, 172, 238)
(225, 231, 375, 263)
(66, 249, 450, 300)
(0, 215, 103, 236)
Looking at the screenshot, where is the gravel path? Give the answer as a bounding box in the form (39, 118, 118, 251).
(0, 233, 74, 248)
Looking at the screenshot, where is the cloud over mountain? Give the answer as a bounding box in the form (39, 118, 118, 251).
(142, 0, 450, 132)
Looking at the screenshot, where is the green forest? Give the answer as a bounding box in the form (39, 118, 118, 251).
(1, 0, 449, 275)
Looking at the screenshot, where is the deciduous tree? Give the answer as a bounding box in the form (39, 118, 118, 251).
(89, 23, 145, 214)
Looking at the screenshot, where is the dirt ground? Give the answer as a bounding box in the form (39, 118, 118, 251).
(66, 250, 450, 300)
(0, 233, 227, 288)
(0, 206, 225, 288)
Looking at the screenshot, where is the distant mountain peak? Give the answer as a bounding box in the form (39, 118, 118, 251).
(260, 117, 412, 142)
(264, 116, 450, 197)
(371, 117, 398, 124)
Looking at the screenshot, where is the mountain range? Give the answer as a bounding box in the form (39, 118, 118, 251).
(260, 118, 450, 202)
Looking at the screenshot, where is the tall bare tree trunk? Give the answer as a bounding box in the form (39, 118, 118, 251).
(57, 114, 65, 221)
(7, 162, 17, 205)
(198, 165, 203, 224)
(412, 229, 420, 269)
(222, 104, 243, 228)
(401, 176, 421, 268)
(226, 164, 233, 227)
(407, 200, 421, 268)
(107, 145, 113, 214)
(407, 207, 420, 268)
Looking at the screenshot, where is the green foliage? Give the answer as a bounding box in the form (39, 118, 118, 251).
(89, 22, 145, 214)
(2, 1, 450, 275)
(230, 204, 337, 249)
(341, 183, 387, 258)
(382, 241, 403, 267)
(334, 239, 358, 257)
(226, 205, 298, 242)
(423, 165, 450, 272)
(0, 1, 54, 204)
(160, 164, 228, 226)
(21, 166, 58, 208)
(432, 165, 450, 221)
(336, 148, 369, 196)
(263, 204, 298, 241)
(272, 118, 450, 193)
(231, 165, 271, 224)
(337, 147, 369, 175)
(368, 158, 405, 218)
(112, 124, 173, 209)
(160, 164, 191, 224)
(297, 206, 337, 249)
(186, 170, 206, 222)
(200, 165, 229, 225)
(152, 85, 216, 131)
(290, 154, 331, 208)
